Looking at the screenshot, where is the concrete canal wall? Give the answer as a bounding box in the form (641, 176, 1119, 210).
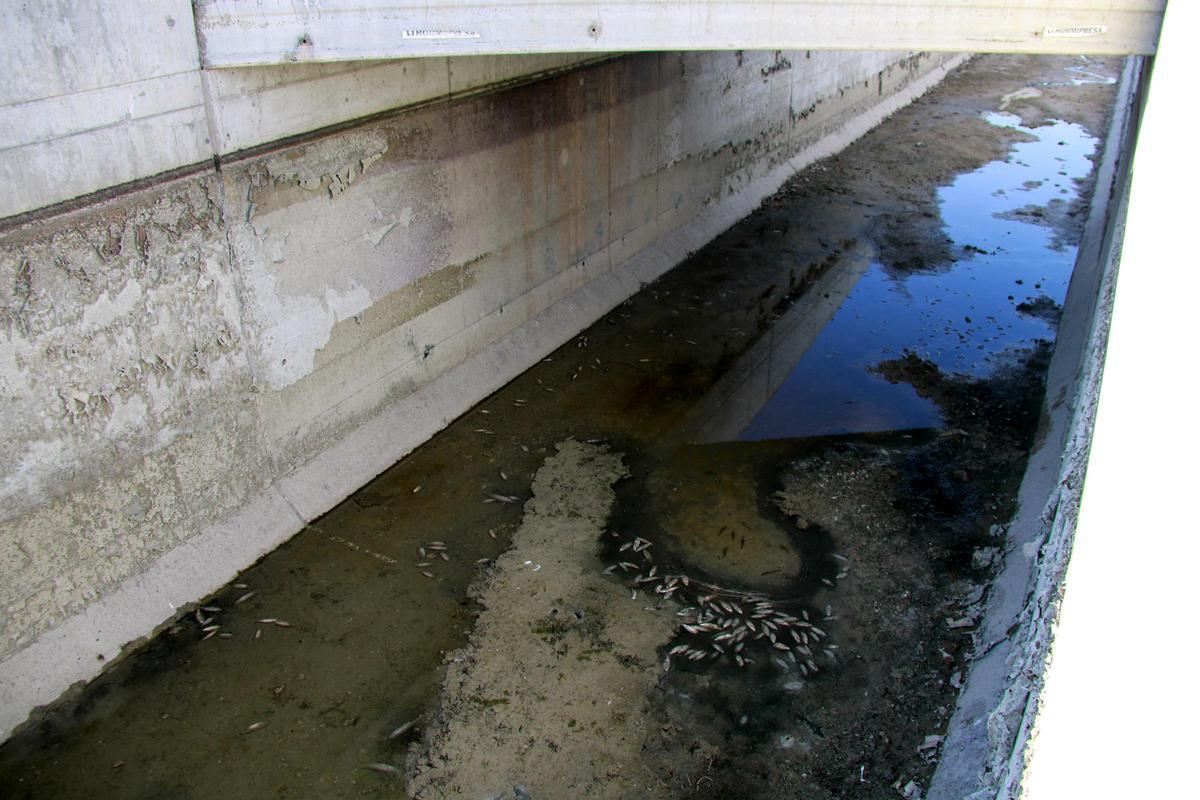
(0, 2, 966, 737)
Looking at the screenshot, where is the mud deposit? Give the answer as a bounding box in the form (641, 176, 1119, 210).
(0, 55, 1119, 800)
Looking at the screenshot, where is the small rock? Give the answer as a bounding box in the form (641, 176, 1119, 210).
(972, 547, 1000, 570)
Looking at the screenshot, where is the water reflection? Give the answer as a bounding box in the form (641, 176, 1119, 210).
(737, 115, 1097, 441)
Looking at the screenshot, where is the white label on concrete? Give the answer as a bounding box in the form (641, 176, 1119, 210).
(402, 29, 480, 40)
(1043, 25, 1108, 38)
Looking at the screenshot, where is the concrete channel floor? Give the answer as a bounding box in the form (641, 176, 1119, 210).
(0, 55, 1121, 800)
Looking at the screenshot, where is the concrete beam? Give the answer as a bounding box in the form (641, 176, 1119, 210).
(195, 0, 1165, 67)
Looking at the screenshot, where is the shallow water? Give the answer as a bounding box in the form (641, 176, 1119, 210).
(0, 58, 1111, 800)
(741, 114, 1095, 440)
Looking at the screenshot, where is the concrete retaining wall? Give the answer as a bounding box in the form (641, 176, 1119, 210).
(0, 47, 965, 738)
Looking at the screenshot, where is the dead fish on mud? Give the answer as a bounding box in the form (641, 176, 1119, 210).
(362, 763, 402, 778)
(601, 532, 840, 677)
(388, 719, 417, 740)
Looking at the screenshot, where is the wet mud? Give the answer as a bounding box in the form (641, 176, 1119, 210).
(0, 55, 1120, 800)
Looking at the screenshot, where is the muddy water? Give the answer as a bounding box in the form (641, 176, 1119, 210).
(0, 55, 1119, 800)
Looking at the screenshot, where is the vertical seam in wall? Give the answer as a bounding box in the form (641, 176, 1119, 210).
(445, 57, 466, 309)
(189, 0, 222, 163)
(605, 60, 614, 274)
(654, 53, 662, 252)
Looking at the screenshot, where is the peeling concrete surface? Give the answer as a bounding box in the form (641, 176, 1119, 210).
(0, 50, 965, 739)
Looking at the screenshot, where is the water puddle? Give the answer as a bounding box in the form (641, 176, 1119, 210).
(739, 114, 1095, 441)
(0, 56, 1116, 800)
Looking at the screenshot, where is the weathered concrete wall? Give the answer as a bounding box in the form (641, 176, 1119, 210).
(0, 1, 603, 220)
(0, 48, 965, 738)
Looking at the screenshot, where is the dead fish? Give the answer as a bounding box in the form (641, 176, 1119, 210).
(602, 565, 618, 575)
(254, 629, 262, 640)
(235, 591, 256, 605)
(246, 721, 268, 733)
(201, 605, 222, 613)
(500, 471, 508, 480)
(202, 624, 221, 633)
(388, 720, 416, 740)
(413, 485, 423, 494)
(218, 632, 234, 639)
(233, 583, 249, 589)
(832, 553, 849, 562)
(273, 620, 292, 628)
(420, 571, 435, 578)
(418, 547, 427, 558)
(429, 541, 446, 547)
(439, 552, 450, 562)
(476, 558, 492, 564)
(821, 578, 836, 587)
(258, 618, 277, 624)
(363, 763, 402, 777)
(416, 562, 432, 568)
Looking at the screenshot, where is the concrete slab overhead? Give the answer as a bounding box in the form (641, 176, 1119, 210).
(195, 0, 1165, 67)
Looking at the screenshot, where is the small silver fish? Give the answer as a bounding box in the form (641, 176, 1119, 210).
(235, 591, 256, 605)
(246, 721, 268, 732)
(363, 763, 402, 777)
(388, 720, 416, 740)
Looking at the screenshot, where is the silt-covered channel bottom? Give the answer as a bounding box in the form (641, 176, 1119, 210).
(0, 55, 1119, 799)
